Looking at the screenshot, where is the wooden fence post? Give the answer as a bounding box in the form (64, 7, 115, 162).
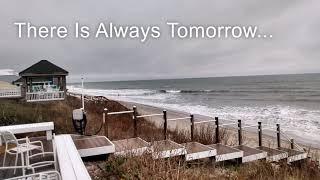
(103, 108, 108, 138)
(163, 110, 167, 140)
(190, 114, 194, 141)
(277, 124, 281, 148)
(238, 119, 242, 146)
(215, 117, 219, 144)
(258, 122, 262, 147)
(133, 106, 138, 138)
(291, 139, 294, 149)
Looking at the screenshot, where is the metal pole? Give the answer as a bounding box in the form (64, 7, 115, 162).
(290, 139, 294, 149)
(238, 120, 242, 146)
(215, 117, 219, 144)
(133, 106, 138, 138)
(258, 122, 262, 147)
(163, 110, 167, 140)
(103, 108, 108, 137)
(190, 114, 194, 141)
(277, 124, 281, 148)
(81, 78, 85, 110)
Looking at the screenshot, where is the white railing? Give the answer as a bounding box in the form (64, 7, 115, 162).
(0, 89, 21, 98)
(26, 91, 65, 102)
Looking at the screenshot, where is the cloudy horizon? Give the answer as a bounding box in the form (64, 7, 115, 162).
(1, 0, 320, 82)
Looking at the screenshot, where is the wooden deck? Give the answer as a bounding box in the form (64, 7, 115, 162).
(207, 144, 243, 162)
(234, 145, 267, 163)
(0, 137, 53, 179)
(182, 142, 216, 161)
(151, 140, 187, 159)
(72, 135, 115, 157)
(278, 147, 308, 163)
(257, 146, 288, 162)
(112, 137, 149, 157)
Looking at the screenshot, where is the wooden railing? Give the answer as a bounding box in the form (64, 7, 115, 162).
(26, 91, 65, 102)
(0, 89, 21, 98)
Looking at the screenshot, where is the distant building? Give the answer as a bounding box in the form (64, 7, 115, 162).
(18, 60, 69, 102)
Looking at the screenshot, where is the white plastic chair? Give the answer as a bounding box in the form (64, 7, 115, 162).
(1, 131, 44, 174)
(26, 138, 58, 173)
(4, 170, 61, 180)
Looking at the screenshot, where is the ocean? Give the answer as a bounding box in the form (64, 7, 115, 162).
(68, 73, 320, 147)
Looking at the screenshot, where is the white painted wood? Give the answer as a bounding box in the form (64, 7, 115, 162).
(77, 137, 115, 157)
(26, 91, 65, 102)
(55, 135, 91, 180)
(266, 151, 288, 162)
(151, 140, 187, 159)
(185, 148, 217, 161)
(0, 89, 21, 98)
(113, 138, 150, 157)
(287, 152, 308, 163)
(0, 122, 54, 144)
(242, 151, 268, 163)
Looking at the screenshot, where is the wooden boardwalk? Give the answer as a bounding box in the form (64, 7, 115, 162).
(257, 146, 288, 162)
(207, 144, 243, 162)
(278, 147, 308, 163)
(234, 145, 267, 163)
(112, 137, 149, 157)
(151, 140, 187, 159)
(182, 142, 216, 161)
(72, 135, 115, 157)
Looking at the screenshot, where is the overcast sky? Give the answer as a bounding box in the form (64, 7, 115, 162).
(0, 0, 319, 82)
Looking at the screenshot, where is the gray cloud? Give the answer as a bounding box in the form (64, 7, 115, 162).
(0, 0, 319, 82)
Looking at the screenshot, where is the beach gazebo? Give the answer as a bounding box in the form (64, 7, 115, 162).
(19, 60, 69, 102)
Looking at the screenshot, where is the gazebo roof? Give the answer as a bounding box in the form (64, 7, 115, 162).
(19, 60, 68, 76)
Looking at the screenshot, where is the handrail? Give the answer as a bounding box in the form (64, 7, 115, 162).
(167, 117, 191, 121)
(280, 131, 304, 151)
(194, 120, 216, 124)
(220, 122, 237, 127)
(107, 110, 134, 115)
(137, 113, 163, 118)
(242, 124, 258, 129)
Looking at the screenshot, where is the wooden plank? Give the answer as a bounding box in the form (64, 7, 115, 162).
(256, 146, 288, 162)
(182, 142, 216, 161)
(72, 136, 115, 157)
(0, 122, 54, 144)
(278, 147, 308, 163)
(55, 135, 91, 180)
(112, 137, 149, 157)
(207, 144, 243, 162)
(151, 140, 187, 159)
(234, 145, 267, 163)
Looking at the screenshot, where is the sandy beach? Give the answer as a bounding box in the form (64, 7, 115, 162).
(118, 100, 320, 157)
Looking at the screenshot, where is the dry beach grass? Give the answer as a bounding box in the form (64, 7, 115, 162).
(0, 96, 319, 179)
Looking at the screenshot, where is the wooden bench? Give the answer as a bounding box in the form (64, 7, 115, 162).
(0, 122, 54, 144)
(55, 135, 91, 180)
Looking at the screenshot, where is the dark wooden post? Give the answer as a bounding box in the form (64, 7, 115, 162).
(190, 114, 194, 141)
(258, 122, 262, 147)
(215, 117, 219, 144)
(163, 110, 167, 140)
(238, 120, 242, 146)
(103, 108, 108, 137)
(133, 106, 138, 138)
(290, 139, 294, 149)
(277, 124, 281, 148)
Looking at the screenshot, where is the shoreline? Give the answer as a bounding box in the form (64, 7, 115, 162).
(116, 99, 320, 151)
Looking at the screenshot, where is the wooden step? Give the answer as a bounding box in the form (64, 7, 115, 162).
(278, 147, 307, 163)
(256, 146, 288, 162)
(182, 142, 216, 161)
(72, 135, 115, 157)
(112, 137, 149, 157)
(207, 144, 243, 162)
(151, 140, 187, 159)
(234, 145, 267, 163)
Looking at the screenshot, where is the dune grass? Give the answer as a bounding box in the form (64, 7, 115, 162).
(0, 96, 319, 179)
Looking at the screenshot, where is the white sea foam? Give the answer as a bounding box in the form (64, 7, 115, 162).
(68, 86, 320, 148)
